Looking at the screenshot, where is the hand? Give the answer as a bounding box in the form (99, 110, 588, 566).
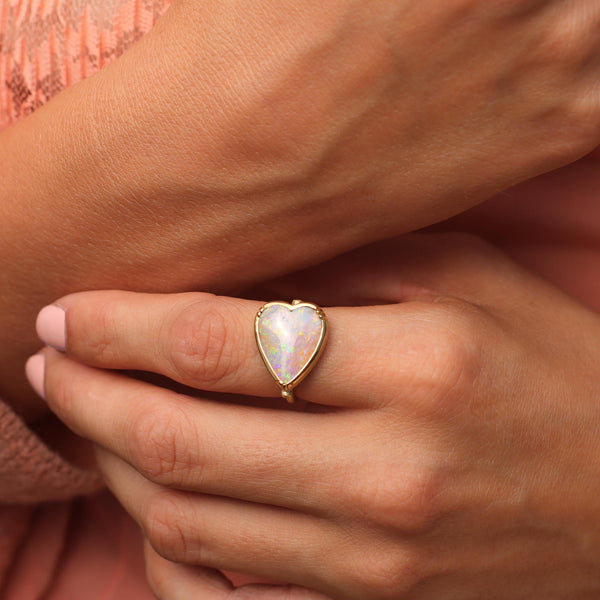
(27, 234, 600, 599)
(6, 0, 600, 415)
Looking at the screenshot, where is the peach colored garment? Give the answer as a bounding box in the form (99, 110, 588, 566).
(0, 0, 171, 128)
(0, 399, 156, 599)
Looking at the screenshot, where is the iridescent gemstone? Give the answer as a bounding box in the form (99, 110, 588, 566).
(256, 303, 325, 385)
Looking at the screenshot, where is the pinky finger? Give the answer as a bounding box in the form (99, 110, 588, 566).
(143, 539, 334, 600)
(144, 538, 232, 598)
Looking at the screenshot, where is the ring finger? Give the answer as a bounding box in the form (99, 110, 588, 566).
(95, 446, 349, 597)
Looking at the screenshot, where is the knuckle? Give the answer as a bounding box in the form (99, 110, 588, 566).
(409, 300, 484, 411)
(345, 546, 421, 599)
(78, 298, 120, 364)
(396, 468, 446, 532)
(431, 304, 479, 375)
(127, 403, 194, 485)
(166, 297, 243, 388)
(142, 494, 190, 563)
(344, 464, 444, 534)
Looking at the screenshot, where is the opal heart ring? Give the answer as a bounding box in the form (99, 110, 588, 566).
(255, 300, 328, 403)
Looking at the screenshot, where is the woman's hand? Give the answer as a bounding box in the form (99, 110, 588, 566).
(27, 234, 600, 599)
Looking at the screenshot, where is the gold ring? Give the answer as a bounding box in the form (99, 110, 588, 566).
(255, 299, 328, 403)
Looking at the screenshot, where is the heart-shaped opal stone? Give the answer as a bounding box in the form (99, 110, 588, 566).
(255, 301, 327, 387)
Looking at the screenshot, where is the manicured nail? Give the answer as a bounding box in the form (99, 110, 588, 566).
(36, 304, 66, 351)
(25, 354, 46, 399)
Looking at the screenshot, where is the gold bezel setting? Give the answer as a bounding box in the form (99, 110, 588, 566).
(255, 299, 328, 403)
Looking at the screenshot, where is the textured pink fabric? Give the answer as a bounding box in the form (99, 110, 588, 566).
(0, 0, 172, 129)
(0, 489, 158, 600)
(0, 401, 162, 600)
(0, 400, 113, 598)
(0, 403, 101, 504)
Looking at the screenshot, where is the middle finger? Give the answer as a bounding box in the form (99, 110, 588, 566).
(36, 348, 376, 515)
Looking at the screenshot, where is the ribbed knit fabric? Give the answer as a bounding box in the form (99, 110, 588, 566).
(0, 403, 101, 504)
(0, 399, 160, 599)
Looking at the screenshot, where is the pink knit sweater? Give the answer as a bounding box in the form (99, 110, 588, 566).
(0, 403, 158, 599)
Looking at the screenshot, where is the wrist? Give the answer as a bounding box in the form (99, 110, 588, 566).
(0, 86, 137, 418)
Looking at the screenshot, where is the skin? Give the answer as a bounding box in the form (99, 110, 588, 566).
(29, 234, 600, 599)
(440, 156, 600, 312)
(4, 0, 600, 420)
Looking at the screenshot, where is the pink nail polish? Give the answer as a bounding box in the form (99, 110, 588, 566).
(36, 304, 66, 351)
(25, 354, 46, 399)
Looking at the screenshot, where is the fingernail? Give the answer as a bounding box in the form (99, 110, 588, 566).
(25, 353, 46, 399)
(36, 304, 66, 351)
